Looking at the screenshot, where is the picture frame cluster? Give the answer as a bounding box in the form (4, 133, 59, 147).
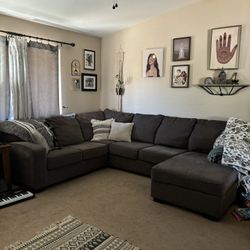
(171, 36, 191, 88)
(71, 49, 97, 92)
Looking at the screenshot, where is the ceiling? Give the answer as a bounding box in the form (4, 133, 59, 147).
(0, 0, 200, 37)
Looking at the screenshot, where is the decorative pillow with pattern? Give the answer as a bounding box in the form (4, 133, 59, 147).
(213, 117, 250, 195)
(214, 117, 250, 148)
(91, 119, 114, 141)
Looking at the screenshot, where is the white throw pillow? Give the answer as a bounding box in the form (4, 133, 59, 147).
(109, 121, 134, 142)
(91, 118, 113, 141)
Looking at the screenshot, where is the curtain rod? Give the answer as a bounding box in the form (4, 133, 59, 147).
(0, 29, 75, 47)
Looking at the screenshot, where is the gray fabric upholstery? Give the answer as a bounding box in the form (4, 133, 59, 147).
(46, 116, 84, 146)
(132, 113, 163, 143)
(46, 157, 106, 187)
(188, 119, 226, 153)
(104, 109, 134, 122)
(109, 154, 154, 176)
(152, 152, 238, 196)
(76, 111, 105, 141)
(47, 147, 82, 170)
(70, 142, 108, 160)
(10, 142, 47, 191)
(109, 141, 153, 160)
(0, 131, 22, 142)
(151, 179, 238, 219)
(139, 145, 186, 164)
(155, 116, 196, 148)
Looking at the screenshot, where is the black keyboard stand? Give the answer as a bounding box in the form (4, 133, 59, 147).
(0, 144, 35, 208)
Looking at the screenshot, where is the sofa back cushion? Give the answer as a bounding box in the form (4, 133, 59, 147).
(75, 111, 105, 141)
(45, 116, 84, 146)
(188, 119, 226, 153)
(155, 116, 197, 148)
(104, 109, 134, 123)
(131, 113, 163, 143)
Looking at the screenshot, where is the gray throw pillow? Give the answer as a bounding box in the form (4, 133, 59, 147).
(46, 116, 84, 146)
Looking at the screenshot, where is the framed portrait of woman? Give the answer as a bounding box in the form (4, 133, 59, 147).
(143, 48, 164, 78)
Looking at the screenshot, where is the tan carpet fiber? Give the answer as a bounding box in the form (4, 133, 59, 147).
(1, 168, 249, 250)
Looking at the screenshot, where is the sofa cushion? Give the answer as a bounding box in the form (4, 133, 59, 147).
(109, 121, 134, 142)
(139, 145, 186, 164)
(91, 119, 113, 141)
(47, 147, 82, 170)
(188, 119, 226, 153)
(46, 116, 84, 146)
(132, 113, 163, 143)
(76, 111, 105, 141)
(155, 116, 196, 148)
(104, 109, 134, 122)
(151, 152, 238, 196)
(109, 141, 153, 160)
(70, 142, 107, 160)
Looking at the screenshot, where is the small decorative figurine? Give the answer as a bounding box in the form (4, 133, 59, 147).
(218, 68, 227, 83)
(231, 72, 239, 83)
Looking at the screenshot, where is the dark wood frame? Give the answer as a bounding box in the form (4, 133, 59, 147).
(172, 36, 191, 61)
(81, 73, 97, 91)
(171, 65, 190, 88)
(84, 49, 95, 70)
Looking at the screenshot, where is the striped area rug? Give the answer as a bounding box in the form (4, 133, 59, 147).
(5, 216, 140, 250)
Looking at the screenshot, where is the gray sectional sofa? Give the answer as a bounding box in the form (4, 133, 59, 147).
(0, 109, 238, 219)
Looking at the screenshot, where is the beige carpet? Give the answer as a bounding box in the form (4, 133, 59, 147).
(1, 168, 249, 250)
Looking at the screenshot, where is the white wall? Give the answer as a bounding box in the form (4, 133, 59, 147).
(0, 14, 101, 114)
(101, 0, 250, 121)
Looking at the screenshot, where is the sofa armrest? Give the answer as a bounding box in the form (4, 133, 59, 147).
(9, 142, 47, 191)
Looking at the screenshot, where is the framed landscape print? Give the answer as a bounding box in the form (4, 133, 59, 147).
(84, 49, 95, 70)
(172, 37, 191, 61)
(143, 48, 164, 78)
(81, 73, 97, 91)
(171, 65, 190, 88)
(209, 25, 241, 69)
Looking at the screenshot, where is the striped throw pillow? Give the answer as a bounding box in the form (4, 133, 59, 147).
(91, 119, 114, 141)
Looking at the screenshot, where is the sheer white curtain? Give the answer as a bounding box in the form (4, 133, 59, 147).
(0, 36, 9, 120)
(28, 41, 59, 118)
(8, 36, 32, 120)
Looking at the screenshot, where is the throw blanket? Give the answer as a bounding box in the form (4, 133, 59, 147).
(0, 120, 54, 152)
(214, 117, 250, 197)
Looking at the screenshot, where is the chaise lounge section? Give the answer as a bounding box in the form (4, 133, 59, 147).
(0, 109, 238, 219)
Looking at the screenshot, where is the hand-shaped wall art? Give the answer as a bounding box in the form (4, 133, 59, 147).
(209, 25, 241, 70)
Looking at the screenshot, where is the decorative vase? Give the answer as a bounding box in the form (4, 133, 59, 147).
(116, 87, 125, 96)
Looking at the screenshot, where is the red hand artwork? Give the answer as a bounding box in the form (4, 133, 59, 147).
(216, 32, 237, 64)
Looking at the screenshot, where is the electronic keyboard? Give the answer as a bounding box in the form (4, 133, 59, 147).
(0, 188, 35, 208)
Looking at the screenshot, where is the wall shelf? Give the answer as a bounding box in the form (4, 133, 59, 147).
(198, 83, 249, 96)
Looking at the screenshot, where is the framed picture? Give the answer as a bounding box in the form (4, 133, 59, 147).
(81, 73, 97, 91)
(143, 48, 164, 77)
(71, 59, 80, 76)
(209, 25, 241, 69)
(84, 49, 95, 70)
(72, 78, 80, 90)
(172, 37, 191, 61)
(171, 65, 190, 88)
